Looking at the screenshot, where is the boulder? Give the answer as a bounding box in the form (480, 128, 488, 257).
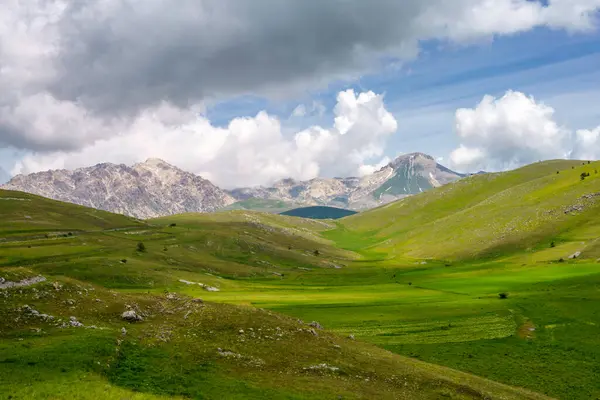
(121, 310, 143, 322)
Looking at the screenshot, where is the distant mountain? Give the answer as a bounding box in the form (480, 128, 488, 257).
(280, 206, 358, 220)
(1, 153, 464, 218)
(1, 159, 235, 219)
(230, 153, 464, 210)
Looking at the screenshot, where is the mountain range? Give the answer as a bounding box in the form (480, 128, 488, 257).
(1, 153, 465, 219)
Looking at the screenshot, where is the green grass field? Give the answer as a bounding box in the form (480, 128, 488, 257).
(2, 159, 600, 399)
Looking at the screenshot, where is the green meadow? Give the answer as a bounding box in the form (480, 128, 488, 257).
(2, 159, 600, 399)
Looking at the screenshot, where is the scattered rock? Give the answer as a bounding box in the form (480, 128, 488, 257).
(21, 304, 54, 321)
(202, 285, 220, 292)
(191, 298, 204, 304)
(308, 328, 318, 336)
(121, 327, 127, 336)
(121, 310, 143, 322)
(239, 329, 245, 334)
(65, 299, 76, 306)
(69, 316, 84, 327)
(0, 276, 47, 290)
(165, 293, 179, 300)
(308, 321, 323, 329)
(303, 363, 340, 373)
(569, 251, 582, 259)
(348, 334, 355, 340)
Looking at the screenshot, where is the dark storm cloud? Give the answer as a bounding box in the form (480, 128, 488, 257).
(49, 0, 425, 114)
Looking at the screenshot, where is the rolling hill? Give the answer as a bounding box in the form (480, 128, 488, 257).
(0, 189, 549, 400)
(333, 159, 600, 260)
(3, 158, 600, 399)
(280, 206, 358, 219)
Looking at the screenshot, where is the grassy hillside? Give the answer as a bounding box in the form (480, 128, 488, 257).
(0, 191, 550, 400)
(222, 198, 297, 213)
(3, 158, 600, 399)
(280, 206, 358, 220)
(0, 189, 143, 238)
(333, 159, 599, 260)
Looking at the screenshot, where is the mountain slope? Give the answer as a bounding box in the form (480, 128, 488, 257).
(0, 190, 549, 400)
(1, 159, 235, 219)
(230, 153, 464, 210)
(0, 189, 143, 238)
(332, 159, 600, 260)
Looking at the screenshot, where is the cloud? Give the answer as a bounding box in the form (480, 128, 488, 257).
(0, 167, 8, 184)
(571, 127, 600, 160)
(2, 0, 600, 153)
(12, 90, 397, 188)
(449, 91, 571, 171)
(291, 105, 307, 118)
(291, 101, 326, 119)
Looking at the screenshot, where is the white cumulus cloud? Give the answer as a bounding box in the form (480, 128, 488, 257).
(11, 90, 397, 188)
(449, 91, 571, 171)
(571, 126, 600, 160)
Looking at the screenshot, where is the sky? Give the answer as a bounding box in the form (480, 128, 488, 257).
(2, 1, 600, 188)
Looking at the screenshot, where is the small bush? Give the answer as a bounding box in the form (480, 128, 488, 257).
(558, 257, 565, 263)
(550, 241, 556, 248)
(498, 292, 508, 299)
(67, 232, 73, 236)
(120, 259, 127, 264)
(314, 249, 320, 256)
(137, 242, 146, 252)
(408, 282, 412, 286)
(580, 172, 590, 181)
(169, 223, 177, 227)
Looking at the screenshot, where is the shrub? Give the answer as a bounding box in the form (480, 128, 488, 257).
(498, 292, 508, 299)
(120, 259, 127, 264)
(169, 223, 177, 227)
(67, 232, 73, 236)
(558, 257, 565, 263)
(136, 242, 146, 252)
(314, 249, 320, 256)
(580, 172, 590, 181)
(550, 241, 556, 248)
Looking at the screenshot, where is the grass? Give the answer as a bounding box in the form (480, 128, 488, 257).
(2, 159, 600, 399)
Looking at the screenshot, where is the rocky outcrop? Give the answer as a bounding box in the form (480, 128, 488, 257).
(2, 158, 235, 219)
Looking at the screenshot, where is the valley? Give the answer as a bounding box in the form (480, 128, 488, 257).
(2, 159, 600, 399)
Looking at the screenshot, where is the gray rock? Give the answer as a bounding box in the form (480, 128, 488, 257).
(308, 321, 323, 329)
(0, 276, 47, 290)
(121, 310, 143, 322)
(69, 316, 84, 327)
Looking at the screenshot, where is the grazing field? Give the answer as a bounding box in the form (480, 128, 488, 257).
(2, 159, 600, 399)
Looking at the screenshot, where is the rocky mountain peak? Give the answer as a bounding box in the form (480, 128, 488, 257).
(1, 160, 235, 219)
